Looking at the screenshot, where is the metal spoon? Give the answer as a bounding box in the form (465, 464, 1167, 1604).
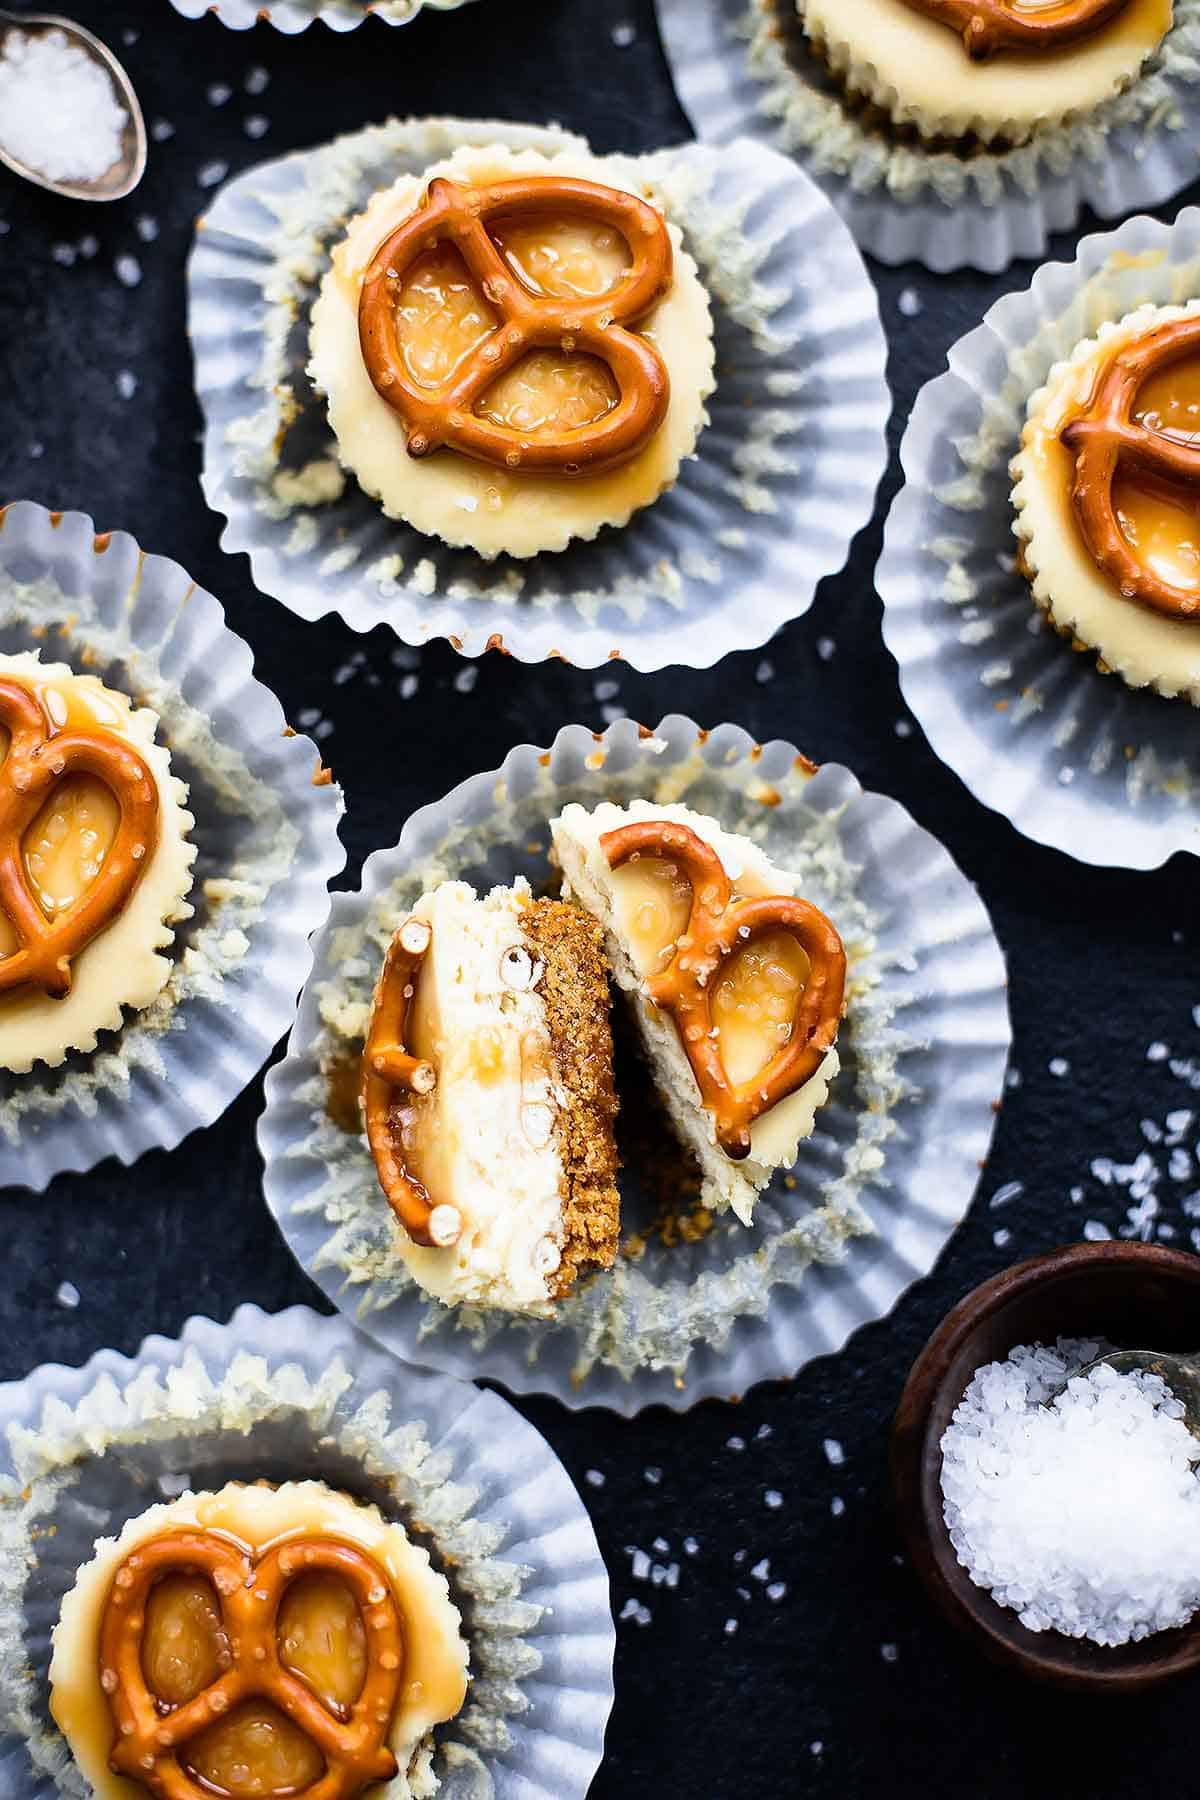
(0, 10, 146, 201)
(1074, 1349, 1200, 1433)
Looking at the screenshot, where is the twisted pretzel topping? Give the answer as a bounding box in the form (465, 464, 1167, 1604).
(98, 1528, 404, 1800)
(602, 822, 846, 1161)
(0, 677, 159, 997)
(1060, 314, 1200, 620)
(902, 0, 1130, 58)
(358, 174, 674, 476)
(363, 917, 463, 1251)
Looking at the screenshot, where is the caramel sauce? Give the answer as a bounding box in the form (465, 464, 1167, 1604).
(1108, 347, 1200, 593)
(488, 213, 631, 299)
(711, 931, 811, 1087)
(609, 856, 694, 977)
(324, 1049, 364, 1134)
(277, 1572, 367, 1715)
(392, 244, 497, 390)
(142, 1574, 229, 1707)
(182, 1699, 325, 1797)
(475, 350, 619, 440)
(22, 777, 119, 919)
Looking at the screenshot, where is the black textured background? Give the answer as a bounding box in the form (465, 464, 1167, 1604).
(0, 2, 1198, 1795)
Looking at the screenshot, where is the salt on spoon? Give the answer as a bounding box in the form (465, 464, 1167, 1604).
(0, 10, 145, 201)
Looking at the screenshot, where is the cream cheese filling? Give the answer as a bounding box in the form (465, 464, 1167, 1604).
(393, 879, 569, 1315)
(308, 142, 716, 560)
(551, 798, 839, 1226)
(1012, 298, 1200, 705)
(800, 0, 1173, 142)
(48, 1480, 469, 1800)
(0, 653, 195, 1073)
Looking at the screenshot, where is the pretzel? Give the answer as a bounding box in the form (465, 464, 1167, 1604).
(98, 1528, 404, 1800)
(358, 174, 673, 476)
(0, 677, 159, 997)
(1060, 314, 1200, 620)
(901, 0, 1130, 58)
(362, 917, 462, 1250)
(602, 822, 846, 1160)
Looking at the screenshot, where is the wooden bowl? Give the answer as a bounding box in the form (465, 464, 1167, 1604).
(892, 1242, 1200, 1692)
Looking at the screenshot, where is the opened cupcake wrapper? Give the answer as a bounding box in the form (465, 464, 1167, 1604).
(188, 115, 889, 669)
(877, 208, 1200, 870)
(167, 0, 476, 33)
(655, 0, 1200, 274)
(257, 713, 1011, 1416)
(0, 500, 345, 1190)
(0, 1303, 613, 1800)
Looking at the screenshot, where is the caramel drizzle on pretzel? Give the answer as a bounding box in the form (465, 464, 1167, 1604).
(0, 677, 159, 997)
(602, 822, 846, 1161)
(98, 1528, 403, 1800)
(358, 174, 674, 476)
(1060, 314, 1200, 620)
(362, 917, 463, 1251)
(901, 0, 1130, 58)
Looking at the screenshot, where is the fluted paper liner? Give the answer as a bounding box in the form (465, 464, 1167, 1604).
(0, 1304, 613, 1799)
(168, 0, 477, 33)
(0, 501, 345, 1189)
(656, 0, 1200, 273)
(258, 715, 1011, 1415)
(877, 209, 1200, 869)
(188, 116, 889, 669)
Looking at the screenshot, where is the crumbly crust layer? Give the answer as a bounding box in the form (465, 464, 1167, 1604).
(800, 0, 1173, 143)
(523, 898, 621, 1296)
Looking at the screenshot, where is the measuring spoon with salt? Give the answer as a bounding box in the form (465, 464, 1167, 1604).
(0, 11, 146, 201)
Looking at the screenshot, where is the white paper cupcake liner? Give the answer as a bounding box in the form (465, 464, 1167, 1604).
(0, 1303, 613, 1799)
(188, 116, 889, 669)
(655, 0, 1200, 273)
(258, 713, 1011, 1416)
(0, 500, 345, 1190)
(167, 0, 477, 33)
(877, 210, 1200, 870)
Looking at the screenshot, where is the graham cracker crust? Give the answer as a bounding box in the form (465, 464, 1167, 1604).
(523, 898, 621, 1297)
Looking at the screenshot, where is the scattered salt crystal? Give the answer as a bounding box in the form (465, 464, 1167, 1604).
(585, 1469, 605, 1489)
(630, 1549, 650, 1581)
(612, 20, 637, 46)
(755, 1424, 773, 1440)
(764, 1489, 784, 1510)
(894, 718, 913, 738)
(817, 637, 836, 662)
(1049, 1057, 1070, 1077)
(652, 1537, 669, 1555)
(244, 115, 270, 140)
(941, 1338, 1200, 1647)
(115, 254, 141, 289)
(51, 244, 75, 266)
(989, 1180, 1024, 1209)
(1005, 1066, 1022, 1090)
(1148, 1041, 1170, 1062)
(727, 1435, 746, 1452)
(751, 1558, 770, 1582)
(898, 286, 923, 318)
(810, 1741, 824, 1756)
(644, 1466, 662, 1486)
(993, 1227, 1011, 1248)
(0, 30, 127, 183)
(754, 659, 774, 684)
(28, 443, 43, 459)
(78, 235, 98, 259)
(197, 160, 229, 190)
(54, 1280, 80, 1309)
(207, 82, 233, 106)
(593, 678, 620, 702)
(683, 1536, 699, 1556)
(831, 1496, 845, 1517)
(766, 1581, 787, 1602)
(244, 64, 270, 95)
(453, 667, 477, 694)
(1083, 1219, 1112, 1241)
(619, 1598, 651, 1625)
(822, 1438, 845, 1467)
(150, 118, 175, 143)
(399, 674, 419, 701)
(881, 1643, 899, 1663)
(136, 215, 159, 243)
(723, 1618, 738, 1636)
(115, 370, 137, 400)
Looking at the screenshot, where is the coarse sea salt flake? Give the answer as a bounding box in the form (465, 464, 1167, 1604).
(941, 1338, 1200, 1647)
(0, 30, 127, 184)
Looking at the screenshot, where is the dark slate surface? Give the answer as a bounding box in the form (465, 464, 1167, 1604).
(0, 2, 1197, 1795)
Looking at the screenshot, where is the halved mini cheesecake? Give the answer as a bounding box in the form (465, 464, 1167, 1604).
(49, 1479, 469, 1800)
(363, 878, 620, 1314)
(551, 799, 845, 1226)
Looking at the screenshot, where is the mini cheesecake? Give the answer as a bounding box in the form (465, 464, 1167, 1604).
(363, 878, 620, 1314)
(800, 0, 1173, 144)
(551, 800, 845, 1226)
(1012, 299, 1200, 704)
(309, 141, 715, 560)
(49, 1480, 469, 1800)
(0, 652, 195, 1072)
